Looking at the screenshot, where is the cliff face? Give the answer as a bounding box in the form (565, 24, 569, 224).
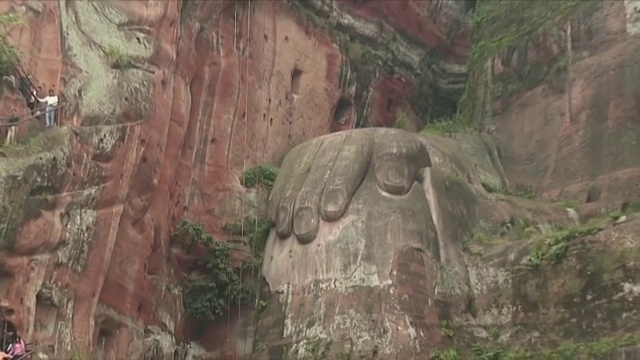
(458, 0, 640, 212)
(254, 0, 640, 358)
(0, 0, 470, 359)
(1, 0, 639, 359)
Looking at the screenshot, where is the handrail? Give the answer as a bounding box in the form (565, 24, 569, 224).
(0, 103, 65, 127)
(14, 63, 37, 95)
(0, 36, 39, 96)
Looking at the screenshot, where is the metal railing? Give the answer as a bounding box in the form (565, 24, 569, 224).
(0, 36, 39, 99)
(13, 62, 37, 94)
(0, 103, 66, 145)
(0, 103, 65, 128)
(0, 37, 67, 146)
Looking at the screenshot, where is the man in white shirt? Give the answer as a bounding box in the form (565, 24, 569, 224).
(38, 89, 58, 127)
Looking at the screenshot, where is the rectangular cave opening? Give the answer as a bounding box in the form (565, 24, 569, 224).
(290, 67, 303, 96)
(0, 268, 13, 297)
(333, 97, 354, 125)
(94, 317, 123, 360)
(34, 289, 59, 337)
(386, 98, 394, 114)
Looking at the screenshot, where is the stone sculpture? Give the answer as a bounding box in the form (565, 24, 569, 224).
(261, 128, 451, 358)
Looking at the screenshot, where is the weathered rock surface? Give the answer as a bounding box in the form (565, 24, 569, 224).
(0, 0, 471, 359)
(487, 0, 640, 211)
(0, 0, 639, 359)
(257, 127, 640, 359)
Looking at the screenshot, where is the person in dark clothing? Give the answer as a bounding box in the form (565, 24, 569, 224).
(17, 78, 29, 99)
(25, 89, 36, 114)
(35, 86, 44, 120)
(5, 109, 19, 145)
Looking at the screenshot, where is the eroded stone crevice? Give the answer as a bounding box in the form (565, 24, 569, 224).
(94, 318, 121, 360)
(290, 67, 302, 96)
(0, 270, 13, 302)
(292, 0, 470, 125)
(1, 0, 640, 359)
(34, 289, 59, 340)
(332, 96, 353, 125)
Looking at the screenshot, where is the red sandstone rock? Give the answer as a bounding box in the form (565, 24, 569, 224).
(0, 0, 637, 358)
(493, 1, 640, 210)
(0, 0, 344, 357)
(3, 0, 465, 356)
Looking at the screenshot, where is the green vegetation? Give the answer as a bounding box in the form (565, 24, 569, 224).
(223, 216, 271, 271)
(291, 0, 460, 126)
(430, 348, 460, 360)
(480, 181, 503, 194)
(421, 116, 470, 136)
(556, 199, 579, 210)
(608, 202, 640, 221)
(286, 339, 379, 360)
(430, 333, 639, 359)
(527, 219, 603, 269)
(511, 186, 536, 200)
(464, 214, 609, 266)
(241, 165, 279, 189)
(337, 346, 354, 360)
(0, 13, 22, 77)
(105, 46, 133, 70)
(173, 220, 253, 321)
(469, 1, 581, 71)
(394, 109, 409, 130)
(65, 350, 90, 360)
(470, 334, 639, 359)
(479, 181, 536, 199)
(458, 0, 587, 127)
(0, 126, 68, 158)
(303, 338, 332, 359)
(28, 186, 57, 200)
(464, 216, 536, 252)
(472, 344, 505, 360)
(0, 36, 19, 78)
(441, 320, 455, 339)
(0, 223, 16, 251)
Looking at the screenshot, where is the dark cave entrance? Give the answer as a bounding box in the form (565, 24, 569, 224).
(333, 97, 354, 125)
(291, 67, 303, 96)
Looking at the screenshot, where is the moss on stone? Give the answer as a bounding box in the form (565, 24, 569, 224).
(525, 218, 605, 268)
(60, 1, 153, 121)
(458, 0, 590, 127)
(464, 333, 640, 359)
(290, 0, 465, 127)
(0, 127, 68, 158)
(0, 128, 70, 250)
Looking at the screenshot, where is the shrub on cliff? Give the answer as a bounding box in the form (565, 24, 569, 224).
(0, 13, 22, 78)
(240, 165, 279, 189)
(223, 216, 271, 255)
(394, 110, 409, 130)
(421, 116, 470, 136)
(0, 36, 19, 78)
(430, 348, 460, 360)
(174, 220, 253, 320)
(105, 46, 133, 70)
(65, 349, 90, 360)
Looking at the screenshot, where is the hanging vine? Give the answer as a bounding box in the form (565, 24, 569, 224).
(174, 220, 253, 321)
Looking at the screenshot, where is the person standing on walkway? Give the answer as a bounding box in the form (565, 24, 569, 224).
(38, 89, 58, 127)
(5, 109, 19, 145)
